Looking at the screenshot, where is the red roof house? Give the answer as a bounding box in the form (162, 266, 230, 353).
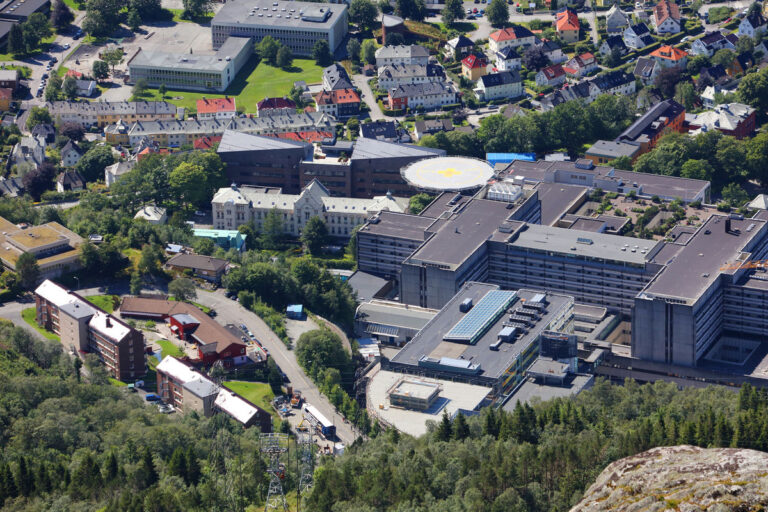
(556, 8, 580, 43)
(256, 96, 297, 116)
(196, 97, 237, 119)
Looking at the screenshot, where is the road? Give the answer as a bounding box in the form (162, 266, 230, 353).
(195, 290, 360, 445)
(352, 73, 385, 121)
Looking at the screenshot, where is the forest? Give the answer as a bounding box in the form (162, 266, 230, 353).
(2, 319, 768, 512)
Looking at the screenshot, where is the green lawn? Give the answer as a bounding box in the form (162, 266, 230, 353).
(62, 0, 83, 10)
(84, 294, 118, 313)
(223, 381, 277, 417)
(135, 57, 323, 112)
(21, 308, 60, 341)
(109, 377, 127, 387)
(169, 296, 211, 314)
(157, 339, 184, 358)
(165, 8, 214, 24)
(0, 34, 57, 62)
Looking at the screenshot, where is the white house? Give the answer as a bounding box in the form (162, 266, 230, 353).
(388, 82, 457, 110)
(538, 40, 566, 64)
(75, 80, 97, 98)
(652, 0, 682, 35)
(61, 140, 83, 167)
(475, 70, 523, 101)
(377, 63, 445, 89)
(591, 70, 637, 96)
(536, 64, 566, 87)
(375, 45, 430, 67)
(563, 53, 598, 78)
(488, 25, 536, 53)
(494, 46, 522, 71)
(690, 31, 737, 57)
(56, 170, 85, 192)
(624, 23, 653, 49)
(605, 5, 630, 33)
(134, 205, 167, 225)
(739, 10, 767, 38)
(599, 35, 629, 57)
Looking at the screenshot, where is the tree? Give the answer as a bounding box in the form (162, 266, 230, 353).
(62, 75, 78, 100)
(181, 0, 211, 20)
(746, 132, 768, 185)
(674, 81, 696, 110)
(711, 48, 736, 68)
(312, 40, 333, 66)
(79, 241, 100, 271)
(737, 68, 768, 117)
(349, 0, 379, 29)
(22, 13, 51, 53)
(83, 0, 121, 36)
(26, 106, 52, 130)
(138, 244, 163, 275)
(680, 159, 714, 181)
(276, 45, 293, 69)
(169, 162, 208, 206)
(158, 83, 167, 99)
(127, 8, 142, 31)
(346, 38, 361, 63)
(75, 145, 115, 182)
(654, 66, 681, 98)
(301, 216, 329, 255)
(130, 271, 142, 295)
(51, 0, 74, 30)
(101, 48, 124, 72)
(721, 182, 749, 208)
(22, 162, 57, 200)
(687, 54, 711, 75)
(132, 78, 148, 98)
(257, 36, 281, 65)
(16, 253, 39, 289)
(92, 60, 109, 80)
(130, 0, 162, 20)
(523, 45, 549, 70)
(44, 74, 62, 102)
(137, 448, 158, 489)
(193, 237, 215, 255)
(346, 117, 359, 139)
(409, 193, 433, 214)
(436, 411, 452, 441)
(260, 208, 285, 249)
(453, 412, 470, 440)
(396, 0, 426, 21)
(168, 448, 187, 482)
(361, 39, 377, 65)
(441, 0, 463, 26)
(8, 24, 23, 56)
(486, 0, 509, 27)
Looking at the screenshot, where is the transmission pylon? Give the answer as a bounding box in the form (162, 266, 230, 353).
(260, 433, 289, 512)
(296, 430, 314, 512)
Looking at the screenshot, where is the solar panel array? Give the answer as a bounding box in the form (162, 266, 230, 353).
(444, 290, 517, 344)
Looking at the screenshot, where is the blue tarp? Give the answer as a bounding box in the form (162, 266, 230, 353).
(286, 304, 304, 318)
(486, 153, 536, 167)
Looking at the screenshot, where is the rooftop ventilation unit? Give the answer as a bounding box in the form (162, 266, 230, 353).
(459, 298, 473, 313)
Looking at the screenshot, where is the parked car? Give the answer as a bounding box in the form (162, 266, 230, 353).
(144, 394, 161, 402)
(42, 73, 48, 79)
(62, 43, 70, 50)
(473, 7, 478, 12)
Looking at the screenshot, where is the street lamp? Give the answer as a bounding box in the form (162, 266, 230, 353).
(73, 276, 80, 290)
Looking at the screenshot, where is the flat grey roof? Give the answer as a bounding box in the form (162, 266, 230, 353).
(357, 300, 437, 330)
(571, 217, 607, 232)
(0, 0, 48, 17)
(502, 374, 593, 409)
(642, 215, 768, 302)
(509, 223, 658, 265)
(391, 283, 573, 382)
(347, 271, 390, 303)
(217, 129, 309, 153)
(213, 0, 346, 28)
(351, 138, 444, 160)
(358, 211, 433, 240)
(586, 140, 640, 158)
(612, 170, 709, 202)
(534, 182, 588, 225)
(407, 199, 514, 268)
(130, 37, 251, 72)
(418, 191, 471, 219)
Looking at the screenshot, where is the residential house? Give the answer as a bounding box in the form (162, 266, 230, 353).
(134, 205, 168, 224)
(214, 388, 273, 431)
(444, 35, 475, 60)
(690, 31, 737, 57)
(489, 25, 536, 53)
(46, 101, 178, 129)
(615, 99, 686, 153)
(687, 103, 756, 139)
(0, 88, 11, 110)
(375, 45, 430, 67)
(256, 97, 297, 116)
(726, 53, 754, 76)
(592, 70, 637, 95)
(495, 46, 522, 71)
(650, 45, 688, 69)
(377, 63, 445, 89)
(75, 80, 96, 97)
(11, 136, 46, 170)
(322, 63, 354, 90)
(555, 8, 580, 43)
(563, 52, 598, 78)
(536, 64, 566, 87)
(599, 35, 629, 57)
(165, 253, 229, 282)
(624, 23, 653, 49)
(31, 123, 55, 144)
(156, 356, 218, 416)
(56, 170, 85, 192)
(739, 10, 767, 38)
(360, 120, 400, 142)
(105, 160, 136, 187)
(196, 97, 237, 119)
(0, 69, 19, 90)
(475, 70, 523, 101)
(0, 177, 24, 197)
(605, 5, 630, 33)
(754, 41, 768, 60)
(653, 0, 682, 34)
(34, 280, 145, 381)
(462, 53, 488, 81)
(61, 140, 83, 167)
(540, 81, 601, 110)
(413, 118, 453, 140)
(699, 64, 728, 86)
(315, 89, 361, 118)
(538, 40, 566, 63)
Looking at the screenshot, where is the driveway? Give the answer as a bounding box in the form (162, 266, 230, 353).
(352, 73, 385, 121)
(195, 290, 360, 445)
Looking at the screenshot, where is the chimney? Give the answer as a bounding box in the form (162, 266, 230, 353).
(106, 317, 112, 328)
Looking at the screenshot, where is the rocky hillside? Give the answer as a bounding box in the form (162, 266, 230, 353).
(571, 445, 768, 512)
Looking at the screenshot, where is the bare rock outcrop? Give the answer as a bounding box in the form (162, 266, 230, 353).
(571, 445, 768, 512)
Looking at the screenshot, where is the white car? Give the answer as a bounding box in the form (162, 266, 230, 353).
(63, 43, 70, 50)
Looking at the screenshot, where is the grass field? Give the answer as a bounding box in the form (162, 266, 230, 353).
(157, 339, 184, 358)
(21, 308, 60, 341)
(135, 57, 323, 112)
(84, 294, 118, 313)
(223, 381, 276, 417)
(109, 377, 127, 386)
(0, 34, 57, 62)
(165, 8, 214, 24)
(169, 296, 211, 314)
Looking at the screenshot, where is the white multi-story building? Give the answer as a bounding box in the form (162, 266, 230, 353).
(494, 46, 522, 71)
(212, 180, 410, 237)
(474, 70, 523, 101)
(375, 45, 430, 67)
(212, 0, 348, 56)
(377, 63, 445, 89)
(488, 25, 536, 53)
(388, 82, 457, 110)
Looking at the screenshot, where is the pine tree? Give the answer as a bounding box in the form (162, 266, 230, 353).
(138, 448, 157, 489)
(453, 412, 469, 441)
(8, 24, 23, 56)
(168, 447, 187, 482)
(0, 463, 18, 503)
(14, 457, 33, 497)
(104, 451, 118, 483)
(483, 407, 499, 438)
(436, 411, 452, 442)
(185, 447, 200, 485)
(739, 383, 755, 411)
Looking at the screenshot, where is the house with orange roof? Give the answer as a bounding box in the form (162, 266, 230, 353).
(488, 25, 536, 53)
(563, 52, 598, 78)
(315, 89, 361, 118)
(556, 8, 580, 43)
(194, 135, 223, 150)
(535, 63, 566, 87)
(652, 0, 682, 34)
(650, 45, 688, 69)
(196, 97, 237, 120)
(462, 53, 488, 81)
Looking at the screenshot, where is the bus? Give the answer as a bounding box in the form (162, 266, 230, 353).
(302, 404, 336, 438)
